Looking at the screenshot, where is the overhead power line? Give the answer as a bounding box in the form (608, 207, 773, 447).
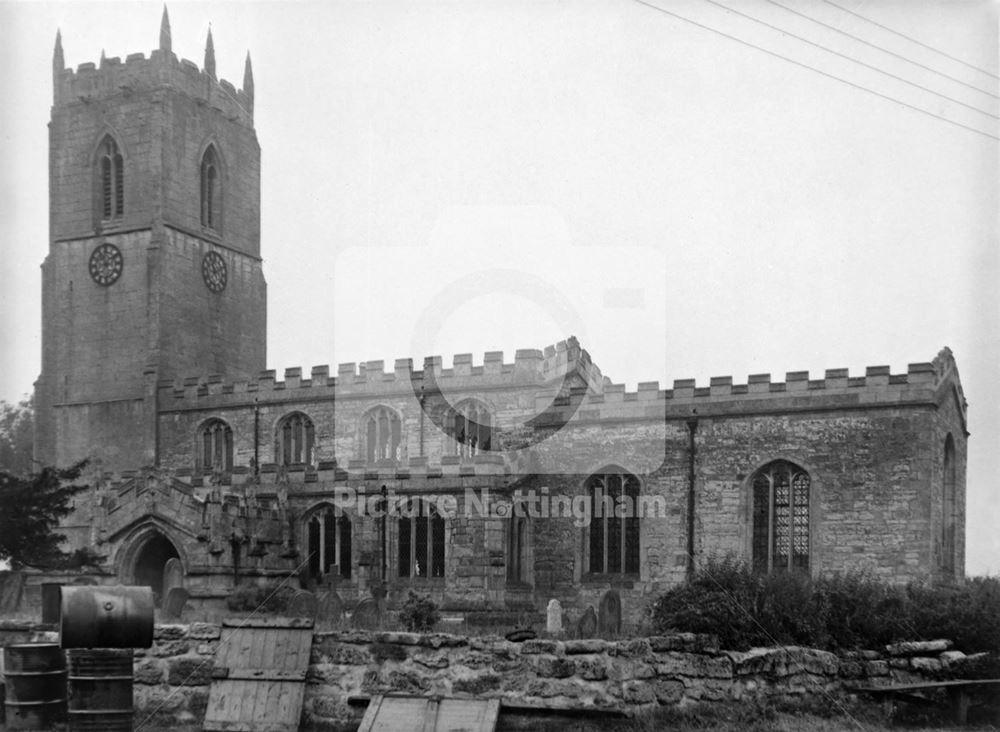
(764, 0, 1000, 101)
(631, 0, 1000, 142)
(822, 0, 1000, 81)
(701, 0, 997, 120)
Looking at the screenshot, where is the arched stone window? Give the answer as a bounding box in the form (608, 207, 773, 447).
(200, 145, 221, 229)
(752, 460, 810, 573)
(306, 506, 352, 582)
(364, 406, 402, 463)
(198, 418, 233, 472)
(507, 511, 530, 585)
(941, 435, 956, 575)
(585, 469, 640, 575)
(397, 499, 445, 579)
(276, 412, 315, 466)
(97, 135, 124, 221)
(446, 399, 493, 457)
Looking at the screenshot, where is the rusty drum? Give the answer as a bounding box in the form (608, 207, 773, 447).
(67, 649, 134, 732)
(3, 643, 67, 730)
(60, 585, 154, 649)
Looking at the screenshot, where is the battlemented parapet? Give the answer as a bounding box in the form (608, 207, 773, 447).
(53, 10, 253, 126)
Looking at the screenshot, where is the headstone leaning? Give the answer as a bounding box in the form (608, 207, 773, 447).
(352, 598, 381, 629)
(287, 590, 319, 620)
(576, 605, 598, 639)
(162, 587, 190, 620)
(598, 590, 622, 636)
(162, 557, 185, 598)
(316, 590, 344, 625)
(546, 599, 563, 635)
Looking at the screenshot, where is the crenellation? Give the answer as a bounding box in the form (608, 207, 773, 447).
(709, 376, 732, 397)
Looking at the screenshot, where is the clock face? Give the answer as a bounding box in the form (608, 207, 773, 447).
(202, 251, 227, 293)
(89, 243, 123, 286)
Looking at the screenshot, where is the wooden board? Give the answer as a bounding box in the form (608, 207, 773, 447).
(358, 695, 500, 732)
(203, 618, 314, 732)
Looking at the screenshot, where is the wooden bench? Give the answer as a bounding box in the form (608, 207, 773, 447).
(848, 679, 1000, 725)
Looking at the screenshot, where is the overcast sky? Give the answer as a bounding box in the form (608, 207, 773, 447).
(0, 1, 996, 574)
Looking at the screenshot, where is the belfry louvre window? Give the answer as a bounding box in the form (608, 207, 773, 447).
(98, 136, 124, 220)
(277, 412, 315, 466)
(200, 145, 220, 229)
(198, 418, 233, 472)
(586, 470, 640, 575)
(752, 461, 810, 573)
(397, 499, 445, 579)
(446, 400, 492, 457)
(306, 507, 352, 581)
(365, 407, 402, 463)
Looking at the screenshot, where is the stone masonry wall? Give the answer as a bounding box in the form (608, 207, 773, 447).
(0, 622, 985, 732)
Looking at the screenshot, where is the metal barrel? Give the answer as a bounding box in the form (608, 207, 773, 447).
(67, 649, 134, 732)
(41, 583, 62, 624)
(3, 643, 68, 730)
(60, 585, 154, 649)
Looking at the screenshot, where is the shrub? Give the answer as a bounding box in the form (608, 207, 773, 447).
(226, 581, 295, 614)
(398, 590, 440, 632)
(648, 555, 1000, 653)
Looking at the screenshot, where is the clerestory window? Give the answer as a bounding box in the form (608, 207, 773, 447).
(276, 412, 315, 466)
(364, 406, 402, 463)
(198, 418, 233, 473)
(446, 399, 493, 457)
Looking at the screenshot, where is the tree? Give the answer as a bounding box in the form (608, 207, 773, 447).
(0, 395, 34, 476)
(0, 461, 88, 569)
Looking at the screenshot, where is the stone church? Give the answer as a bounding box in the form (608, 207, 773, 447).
(32, 11, 968, 626)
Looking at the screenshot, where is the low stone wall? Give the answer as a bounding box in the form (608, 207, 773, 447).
(0, 621, 988, 731)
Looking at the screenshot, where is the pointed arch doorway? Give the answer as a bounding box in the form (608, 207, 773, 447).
(130, 532, 180, 607)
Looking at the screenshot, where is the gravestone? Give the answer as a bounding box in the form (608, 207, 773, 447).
(162, 557, 185, 598)
(546, 599, 563, 635)
(316, 590, 344, 624)
(576, 605, 598, 639)
(287, 590, 319, 620)
(598, 590, 622, 635)
(352, 598, 381, 629)
(162, 587, 190, 620)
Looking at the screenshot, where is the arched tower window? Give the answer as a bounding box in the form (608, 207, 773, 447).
(446, 399, 493, 457)
(364, 406, 402, 463)
(200, 145, 221, 229)
(942, 435, 956, 575)
(98, 135, 124, 221)
(586, 469, 640, 575)
(306, 506, 352, 582)
(276, 412, 315, 466)
(397, 499, 445, 579)
(197, 418, 233, 472)
(752, 460, 810, 573)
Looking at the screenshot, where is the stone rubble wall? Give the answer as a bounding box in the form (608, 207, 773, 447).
(0, 622, 986, 731)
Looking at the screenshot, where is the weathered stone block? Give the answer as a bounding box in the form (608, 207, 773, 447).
(656, 652, 732, 679)
(521, 639, 559, 655)
(564, 639, 609, 655)
(652, 678, 684, 704)
(621, 680, 655, 704)
(187, 623, 221, 640)
(535, 655, 575, 679)
(154, 624, 187, 641)
(453, 673, 502, 694)
(885, 639, 952, 656)
(134, 658, 164, 684)
(167, 656, 212, 686)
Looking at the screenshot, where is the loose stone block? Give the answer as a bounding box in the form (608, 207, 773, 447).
(656, 652, 733, 679)
(885, 639, 952, 656)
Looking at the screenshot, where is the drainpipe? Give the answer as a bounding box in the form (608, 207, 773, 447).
(253, 398, 260, 475)
(686, 416, 698, 581)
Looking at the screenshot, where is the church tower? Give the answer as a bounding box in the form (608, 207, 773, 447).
(35, 10, 266, 471)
